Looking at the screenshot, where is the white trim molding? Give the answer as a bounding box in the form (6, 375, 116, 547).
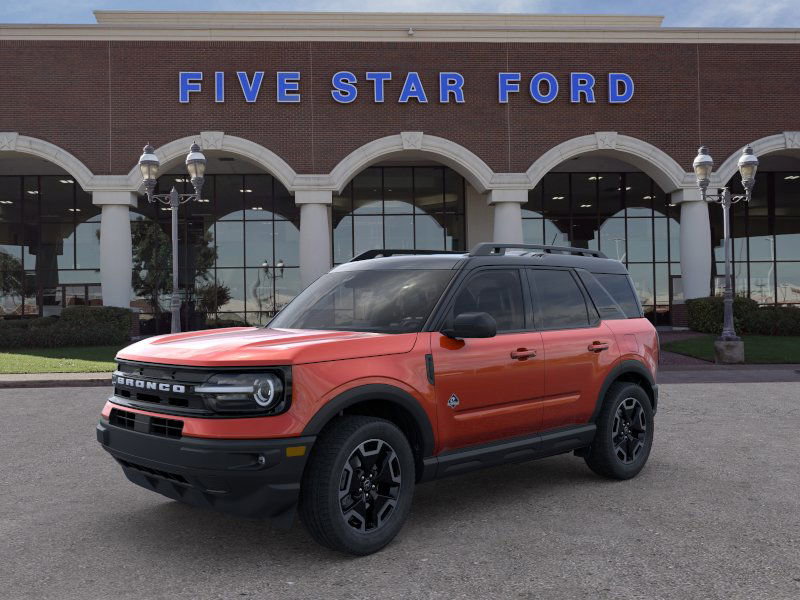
(124, 132, 298, 193)
(0, 133, 96, 191)
(329, 132, 496, 193)
(712, 131, 800, 187)
(526, 132, 692, 193)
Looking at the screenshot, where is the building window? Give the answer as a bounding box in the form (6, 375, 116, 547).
(131, 173, 300, 333)
(0, 175, 101, 319)
(523, 171, 679, 324)
(332, 166, 467, 264)
(713, 171, 800, 305)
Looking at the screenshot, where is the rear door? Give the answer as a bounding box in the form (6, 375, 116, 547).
(526, 268, 620, 430)
(431, 267, 545, 451)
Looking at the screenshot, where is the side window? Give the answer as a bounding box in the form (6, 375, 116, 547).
(576, 269, 626, 320)
(528, 269, 590, 329)
(448, 269, 525, 332)
(594, 273, 643, 318)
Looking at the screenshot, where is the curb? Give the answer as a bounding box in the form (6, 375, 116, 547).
(0, 377, 111, 389)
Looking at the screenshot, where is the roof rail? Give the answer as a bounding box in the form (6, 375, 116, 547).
(349, 249, 466, 262)
(469, 243, 608, 259)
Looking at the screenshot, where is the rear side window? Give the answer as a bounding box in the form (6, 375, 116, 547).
(594, 273, 643, 318)
(576, 270, 627, 321)
(528, 269, 590, 329)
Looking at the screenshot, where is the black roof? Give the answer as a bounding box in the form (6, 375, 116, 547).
(335, 244, 630, 275)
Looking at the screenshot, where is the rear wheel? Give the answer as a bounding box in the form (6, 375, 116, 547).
(584, 382, 654, 480)
(299, 416, 414, 555)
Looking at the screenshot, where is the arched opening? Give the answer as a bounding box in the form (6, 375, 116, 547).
(131, 151, 300, 334)
(715, 151, 800, 306)
(331, 160, 468, 265)
(0, 153, 101, 319)
(525, 154, 681, 325)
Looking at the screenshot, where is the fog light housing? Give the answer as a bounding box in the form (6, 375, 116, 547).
(196, 373, 286, 415)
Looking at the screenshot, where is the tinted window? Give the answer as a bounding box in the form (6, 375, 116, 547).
(594, 273, 643, 318)
(529, 269, 590, 329)
(269, 269, 453, 333)
(448, 269, 525, 332)
(576, 270, 626, 320)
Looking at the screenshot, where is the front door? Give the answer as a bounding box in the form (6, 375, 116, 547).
(431, 268, 545, 451)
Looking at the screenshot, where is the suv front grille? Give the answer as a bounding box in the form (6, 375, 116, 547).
(112, 362, 213, 416)
(109, 408, 184, 439)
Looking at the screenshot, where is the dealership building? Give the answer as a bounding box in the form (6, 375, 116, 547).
(1, 11, 799, 332)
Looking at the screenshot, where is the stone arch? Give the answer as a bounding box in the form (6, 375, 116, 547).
(713, 131, 800, 186)
(123, 131, 298, 192)
(328, 132, 496, 194)
(526, 132, 691, 193)
(0, 132, 95, 190)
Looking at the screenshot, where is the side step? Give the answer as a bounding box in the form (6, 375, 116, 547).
(420, 424, 596, 481)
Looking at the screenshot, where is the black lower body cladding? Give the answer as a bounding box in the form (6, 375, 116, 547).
(97, 419, 315, 526)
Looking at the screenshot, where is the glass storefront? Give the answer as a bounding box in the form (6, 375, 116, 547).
(0, 176, 101, 318)
(131, 173, 301, 333)
(332, 166, 466, 264)
(523, 172, 680, 324)
(714, 171, 800, 305)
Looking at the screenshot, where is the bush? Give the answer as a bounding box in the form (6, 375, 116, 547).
(0, 306, 132, 349)
(687, 296, 800, 336)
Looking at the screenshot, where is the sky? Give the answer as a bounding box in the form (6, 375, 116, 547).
(1, 0, 799, 27)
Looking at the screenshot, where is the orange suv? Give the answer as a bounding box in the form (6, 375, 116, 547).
(97, 243, 658, 555)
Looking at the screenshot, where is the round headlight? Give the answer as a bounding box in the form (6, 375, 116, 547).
(254, 376, 281, 408)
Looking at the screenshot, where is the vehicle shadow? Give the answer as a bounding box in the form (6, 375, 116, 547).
(98, 454, 604, 563)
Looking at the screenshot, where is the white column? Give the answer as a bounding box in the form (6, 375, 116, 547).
(93, 191, 136, 308)
(296, 190, 333, 289)
(488, 189, 527, 243)
(673, 188, 712, 300)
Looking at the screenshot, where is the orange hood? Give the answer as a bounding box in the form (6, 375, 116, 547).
(115, 327, 419, 367)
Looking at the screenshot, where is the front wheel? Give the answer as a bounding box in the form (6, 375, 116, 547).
(299, 416, 415, 555)
(584, 382, 654, 480)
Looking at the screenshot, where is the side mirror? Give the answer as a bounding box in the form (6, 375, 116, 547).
(442, 312, 497, 339)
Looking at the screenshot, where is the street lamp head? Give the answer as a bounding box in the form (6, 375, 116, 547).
(693, 146, 714, 197)
(276, 258, 285, 277)
(737, 145, 759, 194)
(185, 142, 206, 195)
(138, 144, 160, 197)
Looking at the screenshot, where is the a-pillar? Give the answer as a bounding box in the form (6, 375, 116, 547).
(93, 190, 137, 308)
(296, 190, 333, 288)
(673, 188, 712, 300)
(488, 189, 527, 243)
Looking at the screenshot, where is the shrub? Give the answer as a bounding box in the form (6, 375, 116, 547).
(0, 306, 132, 349)
(687, 296, 800, 336)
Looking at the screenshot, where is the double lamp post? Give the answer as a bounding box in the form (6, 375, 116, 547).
(138, 143, 207, 334)
(692, 144, 759, 361)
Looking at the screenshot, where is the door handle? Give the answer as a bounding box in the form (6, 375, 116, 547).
(510, 348, 537, 360)
(588, 341, 610, 352)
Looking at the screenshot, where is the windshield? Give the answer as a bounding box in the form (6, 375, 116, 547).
(269, 269, 455, 334)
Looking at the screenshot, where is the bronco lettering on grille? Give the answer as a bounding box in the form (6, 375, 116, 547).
(112, 374, 186, 394)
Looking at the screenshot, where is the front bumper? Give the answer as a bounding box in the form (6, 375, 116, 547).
(97, 419, 315, 526)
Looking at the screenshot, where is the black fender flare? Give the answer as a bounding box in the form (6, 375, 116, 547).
(591, 359, 658, 421)
(302, 383, 436, 458)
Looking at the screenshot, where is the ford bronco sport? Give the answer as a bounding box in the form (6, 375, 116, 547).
(97, 243, 658, 555)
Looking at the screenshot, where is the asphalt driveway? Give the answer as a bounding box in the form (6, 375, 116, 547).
(1, 383, 798, 600)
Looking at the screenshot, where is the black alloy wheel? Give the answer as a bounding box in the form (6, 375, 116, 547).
(612, 397, 648, 464)
(338, 439, 402, 532)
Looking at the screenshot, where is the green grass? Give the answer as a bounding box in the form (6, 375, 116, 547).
(662, 335, 800, 364)
(0, 345, 123, 374)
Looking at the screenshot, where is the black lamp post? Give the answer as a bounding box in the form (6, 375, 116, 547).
(138, 142, 207, 333)
(692, 145, 759, 350)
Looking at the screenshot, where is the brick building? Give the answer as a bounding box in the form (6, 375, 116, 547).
(1, 11, 798, 332)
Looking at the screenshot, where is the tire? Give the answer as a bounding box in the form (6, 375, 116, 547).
(299, 416, 415, 555)
(584, 382, 654, 480)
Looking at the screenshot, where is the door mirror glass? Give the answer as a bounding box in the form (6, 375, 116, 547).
(442, 311, 497, 339)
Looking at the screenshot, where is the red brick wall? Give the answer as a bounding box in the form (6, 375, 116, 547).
(1, 39, 798, 177)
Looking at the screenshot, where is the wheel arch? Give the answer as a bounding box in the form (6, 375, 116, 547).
(592, 360, 658, 422)
(302, 384, 436, 481)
